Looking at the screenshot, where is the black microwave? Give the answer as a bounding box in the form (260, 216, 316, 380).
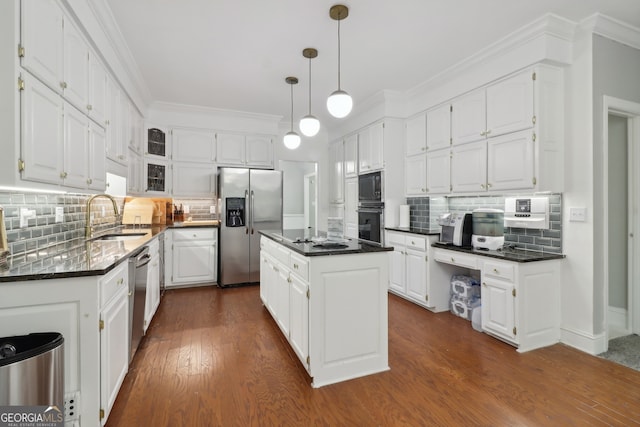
(358, 171, 383, 205)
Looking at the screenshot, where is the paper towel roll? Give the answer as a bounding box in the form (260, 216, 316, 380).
(399, 205, 410, 228)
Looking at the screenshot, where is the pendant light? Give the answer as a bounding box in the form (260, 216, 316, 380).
(326, 4, 352, 119)
(283, 76, 301, 150)
(299, 48, 320, 137)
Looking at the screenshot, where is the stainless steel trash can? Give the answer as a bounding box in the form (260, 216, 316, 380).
(0, 332, 64, 408)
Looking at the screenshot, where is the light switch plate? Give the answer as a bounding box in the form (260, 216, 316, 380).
(210, 206, 216, 214)
(183, 205, 190, 214)
(569, 207, 587, 222)
(55, 206, 64, 223)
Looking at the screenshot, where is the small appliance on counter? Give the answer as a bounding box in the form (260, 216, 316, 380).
(438, 212, 473, 248)
(504, 196, 549, 229)
(471, 208, 504, 250)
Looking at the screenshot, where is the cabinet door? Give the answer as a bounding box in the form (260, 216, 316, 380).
(405, 114, 427, 156)
(100, 289, 129, 425)
(481, 279, 516, 342)
(451, 89, 486, 145)
(275, 266, 290, 336)
(144, 158, 171, 194)
(328, 141, 344, 204)
(405, 248, 427, 304)
(405, 155, 427, 196)
(216, 133, 245, 166)
(260, 252, 269, 305)
(344, 178, 358, 238)
(172, 128, 215, 162)
(487, 130, 534, 191)
(368, 122, 385, 171)
(88, 51, 107, 125)
(88, 121, 106, 190)
(105, 75, 122, 162)
(63, 102, 89, 189)
(344, 134, 358, 177)
(21, 73, 64, 185)
(171, 241, 215, 284)
(21, 0, 64, 94)
(486, 71, 534, 138)
(426, 148, 451, 194)
(388, 247, 406, 293)
(172, 162, 215, 197)
(63, 18, 89, 112)
(246, 135, 273, 168)
(144, 252, 160, 332)
(451, 141, 487, 193)
(289, 274, 309, 366)
(118, 96, 130, 164)
(127, 149, 142, 194)
(426, 104, 451, 151)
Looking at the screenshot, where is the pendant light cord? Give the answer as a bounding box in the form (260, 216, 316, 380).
(308, 57, 312, 114)
(337, 17, 342, 90)
(290, 83, 294, 132)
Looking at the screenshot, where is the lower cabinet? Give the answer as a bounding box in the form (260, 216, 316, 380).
(386, 231, 449, 312)
(433, 247, 561, 352)
(99, 263, 129, 425)
(144, 237, 161, 332)
(165, 227, 218, 287)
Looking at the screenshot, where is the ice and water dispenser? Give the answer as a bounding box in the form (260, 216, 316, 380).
(226, 198, 245, 227)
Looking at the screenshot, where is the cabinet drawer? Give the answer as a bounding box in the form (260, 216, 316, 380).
(289, 253, 309, 281)
(100, 262, 128, 307)
(405, 235, 426, 251)
(272, 244, 290, 266)
(483, 260, 515, 282)
(434, 249, 478, 269)
(173, 227, 216, 241)
(386, 232, 405, 247)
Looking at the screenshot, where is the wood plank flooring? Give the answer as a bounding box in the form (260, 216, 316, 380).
(106, 285, 640, 427)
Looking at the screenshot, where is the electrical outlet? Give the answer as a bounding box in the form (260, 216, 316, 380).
(55, 206, 64, 223)
(183, 205, 190, 214)
(210, 205, 216, 214)
(569, 207, 587, 222)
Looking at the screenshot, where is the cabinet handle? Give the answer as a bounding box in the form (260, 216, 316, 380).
(451, 257, 455, 263)
(60, 171, 67, 179)
(482, 282, 487, 287)
(294, 263, 298, 269)
(105, 120, 110, 126)
(486, 129, 492, 136)
(86, 178, 92, 184)
(411, 241, 415, 245)
(493, 268, 499, 274)
(87, 104, 92, 111)
(480, 184, 486, 189)
(287, 277, 292, 284)
(487, 183, 492, 188)
(60, 81, 67, 89)
(480, 131, 486, 137)
(193, 234, 197, 238)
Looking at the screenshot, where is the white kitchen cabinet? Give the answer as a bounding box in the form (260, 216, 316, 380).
(144, 158, 171, 195)
(487, 130, 535, 191)
(404, 155, 427, 196)
(486, 70, 534, 138)
(426, 103, 451, 151)
(62, 101, 89, 189)
(127, 149, 142, 194)
(451, 88, 486, 145)
(20, 0, 64, 95)
(88, 120, 107, 191)
(172, 162, 216, 197)
(289, 272, 309, 364)
(166, 228, 217, 287)
(172, 128, 216, 162)
(405, 113, 427, 157)
(344, 177, 358, 239)
(386, 231, 449, 312)
(88, 50, 107, 126)
(433, 248, 561, 352)
(129, 107, 144, 154)
(425, 148, 450, 194)
(358, 122, 384, 173)
(328, 140, 344, 204)
(144, 238, 161, 333)
(99, 262, 129, 425)
(450, 141, 487, 193)
(63, 17, 89, 113)
(216, 132, 273, 168)
(344, 134, 358, 177)
(275, 264, 291, 336)
(20, 72, 64, 185)
(117, 95, 131, 164)
(105, 74, 126, 164)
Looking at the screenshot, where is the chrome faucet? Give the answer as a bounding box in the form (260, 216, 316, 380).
(85, 194, 120, 238)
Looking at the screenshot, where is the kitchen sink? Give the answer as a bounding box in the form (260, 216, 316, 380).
(91, 233, 148, 241)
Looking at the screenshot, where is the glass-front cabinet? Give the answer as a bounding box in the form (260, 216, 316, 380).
(144, 158, 171, 194)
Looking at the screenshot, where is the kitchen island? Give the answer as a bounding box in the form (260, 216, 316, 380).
(259, 230, 393, 388)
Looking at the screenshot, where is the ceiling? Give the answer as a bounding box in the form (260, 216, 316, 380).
(106, 0, 640, 131)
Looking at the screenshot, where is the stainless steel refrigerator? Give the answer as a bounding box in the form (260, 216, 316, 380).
(218, 167, 282, 286)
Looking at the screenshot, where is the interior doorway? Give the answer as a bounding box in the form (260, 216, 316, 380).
(604, 96, 640, 346)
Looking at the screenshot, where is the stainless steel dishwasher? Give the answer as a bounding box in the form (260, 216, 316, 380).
(128, 246, 150, 363)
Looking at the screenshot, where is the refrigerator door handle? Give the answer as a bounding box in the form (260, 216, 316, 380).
(245, 189, 249, 235)
(251, 190, 255, 234)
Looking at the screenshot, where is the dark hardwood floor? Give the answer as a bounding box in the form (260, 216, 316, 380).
(106, 285, 640, 427)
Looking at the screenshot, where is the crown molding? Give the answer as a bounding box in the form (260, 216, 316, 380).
(150, 101, 283, 122)
(580, 13, 640, 51)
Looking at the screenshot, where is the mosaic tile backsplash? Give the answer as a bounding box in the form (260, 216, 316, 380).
(406, 194, 563, 253)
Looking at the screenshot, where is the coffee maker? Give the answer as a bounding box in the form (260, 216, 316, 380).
(438, 212, 473, 248)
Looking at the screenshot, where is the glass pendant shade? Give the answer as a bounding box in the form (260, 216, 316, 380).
(283, 131, 301, 150)
(327, 90, 353, 119)
(299, 114, 320, 137)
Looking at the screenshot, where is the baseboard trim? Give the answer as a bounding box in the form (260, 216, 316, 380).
(560, 326, 607, 355)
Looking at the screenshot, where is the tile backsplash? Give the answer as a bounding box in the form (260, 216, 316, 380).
(406, 194, 563, 253)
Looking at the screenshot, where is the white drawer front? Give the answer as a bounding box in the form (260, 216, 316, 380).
(272, 243, 291, 266)
(289, 252, 309, 281)
(173, 227, 216, 241)
(483, 260, 515, 282)
(434, 249, 478, 269)
(386, 232, 406, 247)
(405, 235, 426, 251)
(100, 263, 128, 307)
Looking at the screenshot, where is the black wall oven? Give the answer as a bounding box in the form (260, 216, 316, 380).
(358, 171, 384, 245)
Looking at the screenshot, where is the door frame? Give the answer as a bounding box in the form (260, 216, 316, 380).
(603, 95, 640, 345)
(304, 172, 317, 231)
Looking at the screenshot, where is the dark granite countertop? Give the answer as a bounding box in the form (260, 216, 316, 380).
(0, 226, 168, 282)
(260, 229, 393, 257)
(431, 242, 565, 263)
(385, 226, 440, 236)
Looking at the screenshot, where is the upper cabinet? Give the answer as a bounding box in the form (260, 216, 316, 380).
(216, 133, 273, 169)
(405, 114, 426, 157)
(88, 50, 107, 126)
(426, 104, 451, 151)
(172, 128, 215, 163)
(344, 134, 358, 178)
(358, 122, 384, 173)
(486, 71, 534, 138)
(63, 18, 89, 112)
(451, 89, 486, 145)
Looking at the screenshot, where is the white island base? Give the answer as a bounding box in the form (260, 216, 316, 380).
(260, 236, 390, 388)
